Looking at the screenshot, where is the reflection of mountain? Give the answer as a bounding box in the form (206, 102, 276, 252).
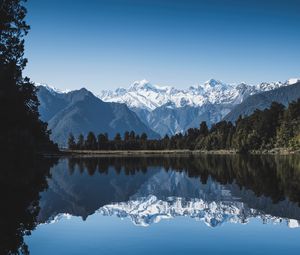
(98, 170, 300, 227)
(38, 160, 160, 222)
(38, 156, 300, 228)
(98, 195, 299, 228)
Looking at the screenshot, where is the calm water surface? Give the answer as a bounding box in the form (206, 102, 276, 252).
(2, 155, 300, 254)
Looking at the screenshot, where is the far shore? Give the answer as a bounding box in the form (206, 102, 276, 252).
(50, 148, 300, 157)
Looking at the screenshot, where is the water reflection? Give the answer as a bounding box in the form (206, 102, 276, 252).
(0, 154, 58, 255)
(2, 154, 300, 254)
(39, 155, 300, 227)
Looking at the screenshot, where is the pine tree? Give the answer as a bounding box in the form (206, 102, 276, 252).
(199, 121, 209, 136)
(77, 134, 85, 150)
(68, 133, 76, 149)
(86, 132, 97, 150)
(0, 0, 57, 154)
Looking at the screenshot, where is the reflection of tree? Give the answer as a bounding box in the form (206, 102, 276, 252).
(68, 155, 300, 205)
(0, 154, 58, 255)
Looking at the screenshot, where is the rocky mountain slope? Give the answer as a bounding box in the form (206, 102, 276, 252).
(37, 86, 159, 147)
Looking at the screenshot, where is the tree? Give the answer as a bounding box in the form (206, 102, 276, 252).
(114, 133, 121, 141)
(0, 0, 57, 154)
(77, 134, 85, 150)
(86, 132, 97, 150)
(97, 133, 108, 150)
(141, 133, 147, 141)
(68, 133, 76, 149)
(199, 121, 209, 136)
(129, 131, 135, 140)
(124, 131, 130, 141)
(113, 133, 122, 150)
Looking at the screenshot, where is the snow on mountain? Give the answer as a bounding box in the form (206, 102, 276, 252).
(38, 78, 295, 137)
(36, 83, 70, 95)
(287, 78, 300, 85)
(99, 79, 202, 111)
(97, 195, 299, 228)
(98, 79, 291, 111)
(97, 78, 296, 136)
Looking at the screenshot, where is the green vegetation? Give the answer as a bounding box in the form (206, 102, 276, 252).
(0, 0, 57, 154)
(69, 100, 300, 152)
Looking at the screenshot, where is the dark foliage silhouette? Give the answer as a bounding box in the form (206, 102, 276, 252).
(0, 0, 57, 154)
(0, 154, 58, 255)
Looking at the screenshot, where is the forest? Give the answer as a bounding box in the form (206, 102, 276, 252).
(68, 100, 300, 153)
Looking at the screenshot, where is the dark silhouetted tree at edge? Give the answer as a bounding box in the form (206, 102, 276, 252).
(0, 0, 57, 154)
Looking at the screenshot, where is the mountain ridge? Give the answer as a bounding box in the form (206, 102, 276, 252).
(98, 78, 296, 111)
(98, 78, 299, 136)
(37, 86, 160, 146)
(224, 82, 300, 122)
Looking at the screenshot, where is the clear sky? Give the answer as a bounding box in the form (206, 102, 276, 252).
(24, 0, 300, 92)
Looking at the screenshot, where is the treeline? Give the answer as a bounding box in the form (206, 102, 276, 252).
(68, 99, 300, 152)
(67, 155, 300, 206)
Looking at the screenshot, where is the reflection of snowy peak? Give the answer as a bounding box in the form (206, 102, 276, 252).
(97, 195, 299, 228)
(98, 195, 248, 227)
(40, 162, 300, 229)
(97, 171, 300, 228)
(98, 79, 291, 111)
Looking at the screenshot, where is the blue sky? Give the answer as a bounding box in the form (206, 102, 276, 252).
(24, 0, 300, 92)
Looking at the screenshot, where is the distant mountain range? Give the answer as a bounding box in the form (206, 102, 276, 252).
(224, 81, 300, 122)
(37, 78, 300, 145)
(99, 78, 300, 136)
(37, 86, 159, 147)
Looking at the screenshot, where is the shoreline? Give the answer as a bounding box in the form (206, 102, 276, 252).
(50, 148, 300, 157)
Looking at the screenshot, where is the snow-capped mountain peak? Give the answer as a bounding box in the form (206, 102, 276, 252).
(128, 80, 172, 93)
(98, 78, 237, 110)
(36, 83, 70, 94)
(97, 78, 298, 136)
(98, 78, 293, 112)
(129, 79, 152, 90)
(288, 78, 300, 85)
(203, 78, 231, 90)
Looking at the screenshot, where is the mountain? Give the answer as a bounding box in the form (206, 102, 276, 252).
(98, 195, 300, 228)
(224, 81, 300, 122)
(99, 79, 258, 111)
(37, 86, 160, 147)
(38, 159, 300, 228)
(99, 79, 293, 136)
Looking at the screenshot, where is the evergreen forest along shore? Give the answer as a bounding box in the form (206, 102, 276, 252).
(67, 99, 300, 154)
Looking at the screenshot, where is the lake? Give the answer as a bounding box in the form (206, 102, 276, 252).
(1, 154, 300, 254)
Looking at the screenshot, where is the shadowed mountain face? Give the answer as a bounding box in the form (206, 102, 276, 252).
(224, 82, 300, 122)
(37, 86, 160, 146)
(144, 103, 232, 134)
(38, 155, 300, 228)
